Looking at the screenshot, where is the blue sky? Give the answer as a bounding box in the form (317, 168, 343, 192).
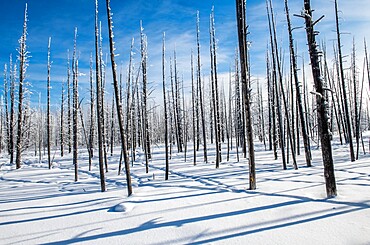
(0, 0, 369, 109)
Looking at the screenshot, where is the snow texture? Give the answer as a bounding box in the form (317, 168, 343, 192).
(1, 134, 370, 244)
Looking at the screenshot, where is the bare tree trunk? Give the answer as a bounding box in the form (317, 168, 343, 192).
(236, 0, 256, 190)
(191, 51, 197, 166)
(196, 11, 208, 163)
(95, 0, 106, 192)
(15, 4, 28, 169)
(60, 80, 64, 157)
(210, 7, 222, 168)
(89, 54, 94, 171)
(162, 33, 170, 180)
(174, 50, 183, 153)
(67, 52, 72, 154)
(3, 64, 9, 157)
(47, 37, 52, 169)
(140, 21, 151, 161)
(334, 0, 355, 162)
(285, 0, 311, 167)
(72, 28, 78, 182)
(106, 0, 133, 196)
(303, 0, 337, 197)
(266, 0, 285, 168)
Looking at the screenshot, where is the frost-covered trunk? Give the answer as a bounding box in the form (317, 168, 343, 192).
(304, 0, 337, 198)
(60, 81, 64, 157)
(47, 37, 52, 169)
(209, 7, 222, 168)
(105, 0, 133, 196)
(15, 4, 28, 169)
(72, 28, 78, 182)
(196, 11, 207, 163)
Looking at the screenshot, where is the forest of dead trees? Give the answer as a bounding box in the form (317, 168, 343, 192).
(1, 0, 370, 198)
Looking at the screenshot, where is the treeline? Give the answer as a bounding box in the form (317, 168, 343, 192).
(1, 0, 370, 198)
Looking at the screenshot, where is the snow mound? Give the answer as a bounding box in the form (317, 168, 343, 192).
(111, 202, 135, 213)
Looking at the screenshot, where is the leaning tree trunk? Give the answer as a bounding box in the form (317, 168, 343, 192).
(303, 0, 337, 198)
(334, 0, 355, 162)
(285, 0, 311, 167)
(106, 0, 133, 196)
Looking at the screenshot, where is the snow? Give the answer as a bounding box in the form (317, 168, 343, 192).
(1, 137, 370, 244)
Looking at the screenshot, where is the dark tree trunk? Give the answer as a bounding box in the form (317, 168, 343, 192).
(47, 37, 52, 169)
(162, 33, 170, 180)
(196, 11, 208, 163)
(106, 0, 133, 196)
(72, 28, 78, 182)
(334, 0, 355, 162)
(95, 0, 106, 192)
(236, 0, 256, 190)
(303, 0, 337, 198)
(285, 0, 311, 167)
(15, 4, 28, 169)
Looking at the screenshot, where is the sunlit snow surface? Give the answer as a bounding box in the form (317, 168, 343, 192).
(1, 135, 370, 244)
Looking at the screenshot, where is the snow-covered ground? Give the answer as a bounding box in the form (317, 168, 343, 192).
(1, 137, 370, 244)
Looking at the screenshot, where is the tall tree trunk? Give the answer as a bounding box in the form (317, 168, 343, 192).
(210, 7, 222, 168)
(72, 28, 78, 182)
(15, 4, 28, 169)
(174, 50, 183, 153)
(236, 0, 256, 190)
(95, 0, 106, 192)
(162, 33, 170, 180)
(106, 0, 133, 196)
(285, 0, 311, 167)
(89, 54, 94, 171)
(47, 37, 52, 169)
(60, 80, 64, 157)
(303, 0, 337, 197)
(196, 11, 208, 163)
(67, 52, 72, 154)
(191, 51, 197, 166)
(334, 0, 355, 162)
(140, 21, 151, 161)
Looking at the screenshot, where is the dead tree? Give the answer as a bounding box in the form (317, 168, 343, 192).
(60, 81, 64, 157)
(67, 52, 72, 154)
(196, 11, 208, 163)
(95, 0, 106, 192)
(46, 37, 52, 169)
(72, 28, 78, 182)
(15, 4, 28, 169)
(285, 0, 311, 167)
(140, 21, 151, 162)
(3, 64, 9, 157)
(334, 0, 355, 162)
(88, 54, 94, 170)
(236, 0, 256, 190)
(162, 33, 170, 180)
(266, 0, 286, 168)
(210, 7, 222, 168)
(191, 51, 197, 165)
(303, 0, 337, 197)
(9, 55, 15, 164)
(106, 0, 133, 196)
